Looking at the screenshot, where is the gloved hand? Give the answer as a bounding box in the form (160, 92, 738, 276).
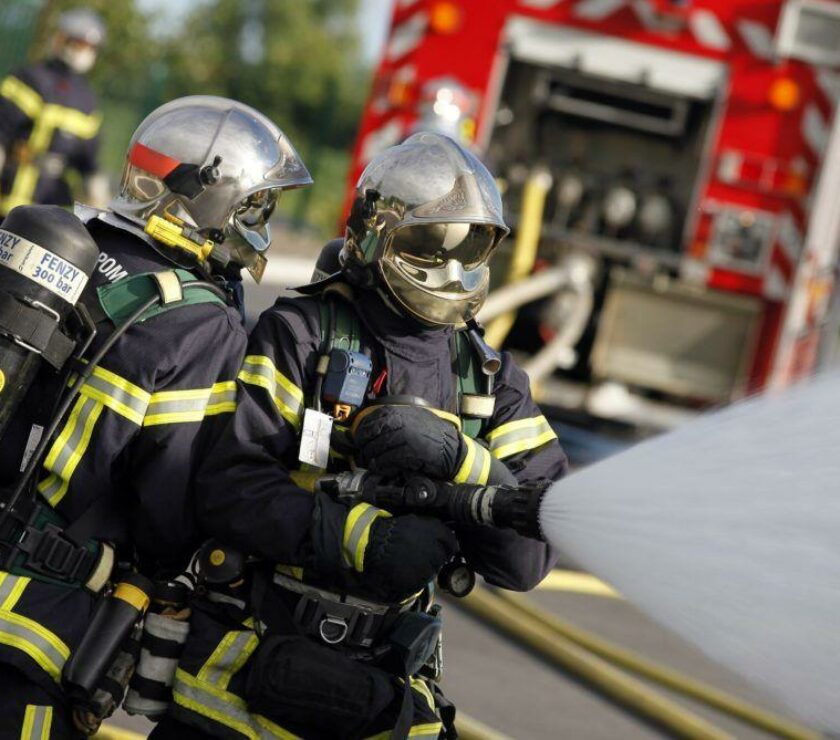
(359, 513, 458, 603)
(353, 405, 465, 480)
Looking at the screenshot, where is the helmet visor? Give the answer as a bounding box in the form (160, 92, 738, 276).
(229, 188, 280, 254)
(382, 222, 498, 325)
(389, 222, 499, 270)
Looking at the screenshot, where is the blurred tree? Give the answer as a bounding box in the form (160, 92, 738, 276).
(163, 0, 369, 235)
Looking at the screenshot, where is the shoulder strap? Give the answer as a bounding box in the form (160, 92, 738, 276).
(454, 330, 496, 440)
(317, 284, 361, 354)
(96, 268, 225, 326)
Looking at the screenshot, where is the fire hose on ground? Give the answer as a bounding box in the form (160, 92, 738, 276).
(451, 585, 734, 740)
(451, 586, 820, 740)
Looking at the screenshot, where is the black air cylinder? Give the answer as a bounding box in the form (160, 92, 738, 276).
(0, 205, 99, 437)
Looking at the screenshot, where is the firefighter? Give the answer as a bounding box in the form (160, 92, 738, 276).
(154, 132, 567, 739)
(0, 8, 107, 217)
(0, 96, 311, 737)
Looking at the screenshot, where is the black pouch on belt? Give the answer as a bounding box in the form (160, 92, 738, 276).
(244, 634, 396, 740)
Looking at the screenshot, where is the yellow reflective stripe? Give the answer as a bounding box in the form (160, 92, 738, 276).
(0, 609, 70, 682)
(486, 415, 557, 460)
(410, 676, 436, 712)
(365, 722, 443, 740)
(144, 381, 237, 426)
(275, 564, 304, 581)
(37, 396, 104, 507)
(80, 366, 150, 426)
(453, 436, 491, 485)
(429, 408, 461, 430)
(20, 705, 35, 740)
(0, 76, 43, 118)
(290, 469, 322, 492)
(173, 668, 299, 739)
(197, 629, 258, 690)
(239, 355, 304, 429)
(343, 503, 391, 572)
(26, 103, 101, 152)
(45, 104, 101, 139)
(0, 573, 31, 611)
(20, 705, 52, 740)
(2, 163, 39, 214)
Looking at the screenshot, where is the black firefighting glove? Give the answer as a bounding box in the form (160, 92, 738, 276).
(353, 511, 457, 603)
(353, 404, 514, 486)
(353, 405, 465, 479)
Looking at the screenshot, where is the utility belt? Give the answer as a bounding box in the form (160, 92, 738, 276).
(0, 495, 113, 593)
(271, 571, 417, 652)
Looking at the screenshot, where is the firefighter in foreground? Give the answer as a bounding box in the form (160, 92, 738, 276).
(0, 96, 311, 737)
(0, 8, 107, 217)
(154, 132, 567, 739)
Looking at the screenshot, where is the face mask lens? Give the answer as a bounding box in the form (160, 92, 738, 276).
(390, 223, 497, 270)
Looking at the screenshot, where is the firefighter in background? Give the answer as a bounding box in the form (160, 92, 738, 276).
(0, 96, 311, 737)
(0, 8, 107, 218)
(152, 132, 566, 739)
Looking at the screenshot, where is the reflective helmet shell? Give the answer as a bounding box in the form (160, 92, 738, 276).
(342, 132, 508, 326)
(111, 95, 312, 270)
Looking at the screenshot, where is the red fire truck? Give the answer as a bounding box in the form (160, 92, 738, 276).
(348, 0, 840, 429)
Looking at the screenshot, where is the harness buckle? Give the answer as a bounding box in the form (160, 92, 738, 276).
(14, 522, 92, 584)
(319, 615, 349, 644)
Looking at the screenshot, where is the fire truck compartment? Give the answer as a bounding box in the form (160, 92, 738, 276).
(591, 271, 762, 402)
(489, 20, 726, 258)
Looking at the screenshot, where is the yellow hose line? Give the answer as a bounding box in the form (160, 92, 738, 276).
(456, 711, 514, 740)
(496, 590, 821, 740)
(93, 727, 145, 740)
(484, 170, 552, 349)
(538, 569, 621, 598)
(455, 586, 733, 740)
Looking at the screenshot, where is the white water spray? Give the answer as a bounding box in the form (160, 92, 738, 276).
(540, 373, 840, 731)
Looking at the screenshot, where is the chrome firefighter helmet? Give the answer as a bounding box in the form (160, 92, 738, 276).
(341, 132, 508, 326)
(111, 95, 312, 279)
(54, 9, 106, 74)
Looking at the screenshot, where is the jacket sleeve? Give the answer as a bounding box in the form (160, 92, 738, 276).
(38, 303, 248, 574)
(194, 299, 349, 573)
(0, 68, 40, 150)
(455, 352, 568, 591)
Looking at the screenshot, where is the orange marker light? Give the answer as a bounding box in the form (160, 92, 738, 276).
(430, 1, 463, 34)
(768, 77, 801, 112)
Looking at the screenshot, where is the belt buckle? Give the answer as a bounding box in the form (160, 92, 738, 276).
(319, 615, 349, 644)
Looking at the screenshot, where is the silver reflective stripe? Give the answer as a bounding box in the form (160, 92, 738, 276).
(464, 444, 491, 484)
(0, 611, 68, 682)
(199, 631, 255, 688)
(45, 397, 98, 475)
(173, 670, 297, 739)
(344, 505, 383, 571)
(23, 705, 51, 740)
(487, 416, 556, 459)
(37, 475, 62, 503)
(238, 356, 304, 428)
(454, 436, 491, 485)
(209, 385, 237, 406)
(0, 575, 17, 607)
(83, 372, 149, 421)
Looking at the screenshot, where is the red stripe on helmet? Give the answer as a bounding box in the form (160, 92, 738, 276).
(129, 142, 181, 179)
